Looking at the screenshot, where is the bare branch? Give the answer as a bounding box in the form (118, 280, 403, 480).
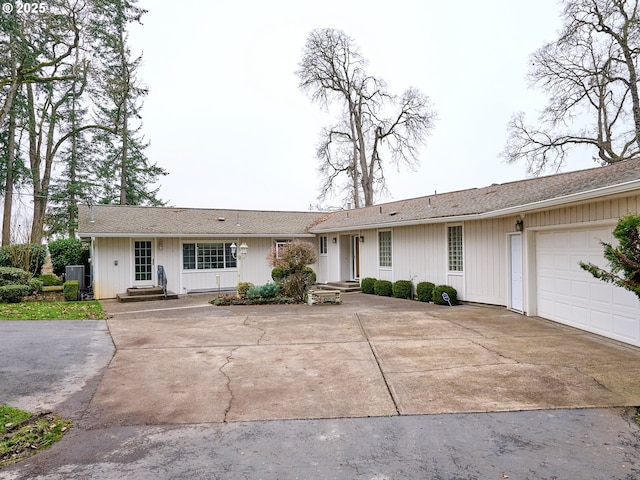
(297, 28, 436, 206)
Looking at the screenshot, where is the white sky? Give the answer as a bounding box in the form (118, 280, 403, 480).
(129, 0, 597, 211)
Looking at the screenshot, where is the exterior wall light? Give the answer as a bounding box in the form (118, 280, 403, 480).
(515, 220, 524, 232)
(230, 242, 249, 284)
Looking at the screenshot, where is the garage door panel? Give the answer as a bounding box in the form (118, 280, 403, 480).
(536, 227, 640, 347)
(614, 313, 638, 340)
(571, 280, 589, 299)
(553, 231, 569, 247)
(571, 305, 589, 326)
(614, 287, 639, 308)
(591, 310, 613, 333)
(570, 230, 589, 248)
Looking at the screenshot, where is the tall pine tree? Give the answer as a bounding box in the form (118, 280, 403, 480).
(90, 0, 166, 206)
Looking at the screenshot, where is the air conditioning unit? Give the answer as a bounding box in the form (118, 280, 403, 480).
(65, 265, 85, 291)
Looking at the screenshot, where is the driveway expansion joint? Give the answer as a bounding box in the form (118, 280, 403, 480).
(354, 313, 401, 416)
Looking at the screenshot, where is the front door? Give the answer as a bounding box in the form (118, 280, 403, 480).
(509, 234, 523, 312)
(133, 240, 154, 286)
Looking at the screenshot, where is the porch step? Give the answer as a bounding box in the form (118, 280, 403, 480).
(116, 287, 178, 303)
(316, 281, 361, 293)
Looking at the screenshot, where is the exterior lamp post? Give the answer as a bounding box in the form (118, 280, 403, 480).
(230, 242, 249, 284)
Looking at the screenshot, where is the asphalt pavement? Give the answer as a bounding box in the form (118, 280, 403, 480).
(1, 295, 639, 479)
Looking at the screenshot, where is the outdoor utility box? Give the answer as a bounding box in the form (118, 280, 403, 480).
(65, 265, 85, 291)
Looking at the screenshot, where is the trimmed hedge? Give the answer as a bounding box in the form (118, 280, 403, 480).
(374, 279, 393, 296)
(0, 284, 30, 303)
(392, 280, 413, 299)
(63, 280, 80, 301)
(28, 278, 43, 294)
(361, 277, 376, 294)
(416, 281, 435, 302)
(432, 285, 458, 305)
(271, 267, 286, 283)
(0, 267, 31, 286)
(38, 273, 64, 286)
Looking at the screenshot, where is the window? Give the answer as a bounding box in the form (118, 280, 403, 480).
(378, 231, 392, 267)
(183, 243, 196, 270)
(275, 240, 290, 259)
(319, 236, 328, 255)
(447, 225, 463, 272)
(182, 242, 237, 270)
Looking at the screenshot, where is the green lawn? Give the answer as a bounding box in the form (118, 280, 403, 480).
(0, 300, 107, 320)
(1, 405, 71, 467)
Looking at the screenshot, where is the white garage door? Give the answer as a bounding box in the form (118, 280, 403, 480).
(536, 227, 640, 347)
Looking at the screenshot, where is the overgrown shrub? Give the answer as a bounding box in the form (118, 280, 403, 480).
(374, 279, 393, 296)
(416, 281, 435, 302)
(237, 282, 255, 299)
(0, 267, 31, 286)
(361, 277, 376, 294)
(281, 271, 315, 303)
(0, 244, 47, 276)
(63, 280, 80, 301)
(432, 285, 458, 305)
(47, 238, 85, 277)
(0, 284, 30, 303)
(393, 280, 413, 299)
(267, 240, 318, 303)
(38, 273, 64, 286)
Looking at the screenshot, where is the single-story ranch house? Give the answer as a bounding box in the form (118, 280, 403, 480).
(78, 159, 640, 347)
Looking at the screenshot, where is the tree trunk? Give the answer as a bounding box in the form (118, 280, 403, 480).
(2, 106, 16, 246)
(120, 108, 128, 205)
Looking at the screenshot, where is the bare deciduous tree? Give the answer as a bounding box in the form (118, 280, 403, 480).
(297, 28, 436, 207)
(503, 0, 640, 175)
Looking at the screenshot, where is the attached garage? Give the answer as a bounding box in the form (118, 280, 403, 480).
(535, 226, 640, 347)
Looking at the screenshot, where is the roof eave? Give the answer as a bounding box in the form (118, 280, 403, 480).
(309, 179, 640, 233)
(77, 232, 316, 238)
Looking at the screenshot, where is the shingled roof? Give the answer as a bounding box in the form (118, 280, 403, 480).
(78, 159, 640, 237)
(310, 158, 640, 232)
(78, 205, 326, 237)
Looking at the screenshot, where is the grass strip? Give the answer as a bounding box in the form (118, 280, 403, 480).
(1, 405, 71, 467)
(0, 300, 107, 320)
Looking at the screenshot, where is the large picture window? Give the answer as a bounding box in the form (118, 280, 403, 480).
(378, 231, 392, 267)
(182, 242, 237, 270)
(447, 225, 463, 272)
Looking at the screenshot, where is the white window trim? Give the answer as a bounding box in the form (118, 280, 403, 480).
(181, 241, 237, 271)
(319, 236, 328, 256)
(378, 230, 393, 269)
(275, 240, 291, 259)
(446, 224, 464, 274)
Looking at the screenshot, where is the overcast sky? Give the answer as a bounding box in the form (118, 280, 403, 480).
(129, 0, 596, 212)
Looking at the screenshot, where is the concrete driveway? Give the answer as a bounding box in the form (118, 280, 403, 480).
(85, 293, 640, 427)
(3, 293, 640, 480)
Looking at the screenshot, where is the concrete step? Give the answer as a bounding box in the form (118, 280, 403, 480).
(125, 287, 165, 296)
(316, 281, 361, 293)
(117, 289, 178, 303)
